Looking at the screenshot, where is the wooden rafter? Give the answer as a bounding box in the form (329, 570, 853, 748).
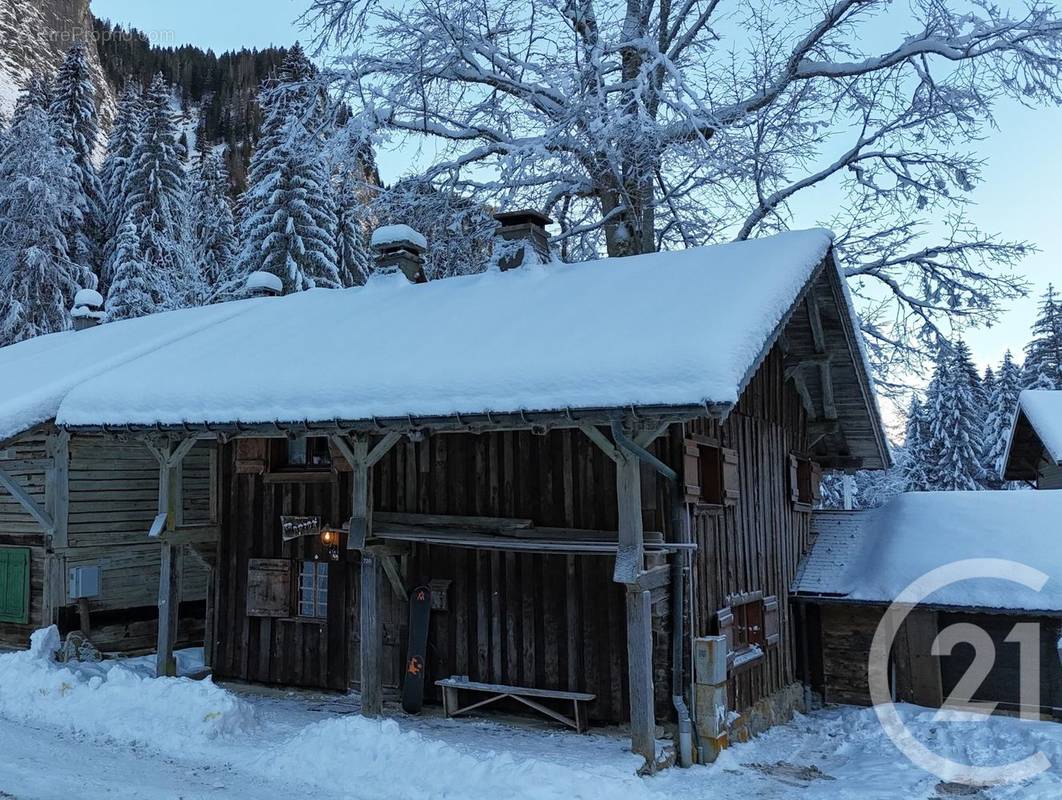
(805, 291, 838, 421)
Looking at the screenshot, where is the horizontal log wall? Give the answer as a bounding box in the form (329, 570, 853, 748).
(687, 344, 812, 714)
(0, 433, 51, 648)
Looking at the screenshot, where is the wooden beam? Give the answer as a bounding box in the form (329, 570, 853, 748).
(157, 541, 183, 677)
(360, 550, 382, 716)
(578, 424, 622, 463)
(367, 431, 403, 467)
(806, 292, 826, 353)
(613, 448, 644, 585)
(626, 587, 657, 769)
(46, 431, 70, 548)
(633, 423, 670, 449)
(143, 437, 198, 678)
(0, 465, 54, 533)
(379, 553, 406, 599)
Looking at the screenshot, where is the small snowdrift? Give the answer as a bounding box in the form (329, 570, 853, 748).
(258, 715, 654, 800)
(0, 628, 255, 751)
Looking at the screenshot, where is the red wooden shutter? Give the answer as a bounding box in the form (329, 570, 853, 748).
(717, 607, 736, 668)
(721, 447, 740, 505)
(788, 454, 801, 506)
(683, 440, 702, 503)
(246, 558, 292, 617)
(764, 596, 780, 647)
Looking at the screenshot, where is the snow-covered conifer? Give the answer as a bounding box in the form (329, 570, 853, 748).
(923, 346, 986, 491)
(105, 217, 156, 321)
(190, 150, 238, 298)
(49, 42, 104, 275)
(902, 396, 931, 491)
(237, 46, 339, 292)
(99, 83, 144, 288)
(982, 350, 1023, 488)
(1023, 285, 1062, 389)
(0, 79, 92, 343)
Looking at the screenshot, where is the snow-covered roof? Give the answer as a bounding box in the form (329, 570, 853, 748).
(0, 229, 885, 450)
(1003, 391, 1062, 479)
(370, 224, 427, 250)
(794, 492, 1062, 613)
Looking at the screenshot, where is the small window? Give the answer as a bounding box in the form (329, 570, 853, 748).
(717, 592, 780, 672)
(683, 437, 739, 506)
(788, 454, 822, 509)
(284, 436, 332, 469)
(298, 561, 329, 618)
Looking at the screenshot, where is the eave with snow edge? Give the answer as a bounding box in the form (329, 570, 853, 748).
(0, 229, 888, 469)
(1003, 389, 1062, 481)
(793, 491, 1062, 615)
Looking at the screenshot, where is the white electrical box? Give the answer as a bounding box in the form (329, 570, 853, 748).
(68, 566, 102, 599)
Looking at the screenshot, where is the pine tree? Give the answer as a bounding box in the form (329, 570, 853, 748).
(0, 78, 93, 344)
(237, 46, 339, 292)
(110, 73, 194, 315)
(99, 83, 144, 289)
(1023, 284, 1062, 389)
(49, 42, 104, 277)
(105, 217, 156, 321)
(902, 395, 931, 491)
(923, 345, 986, 491)
(329, 123, 375, 286)
(982, 350, 1023, 488)
(190, 150, 238, 299)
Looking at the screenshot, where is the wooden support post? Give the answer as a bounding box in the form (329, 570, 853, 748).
(626, 587, 656, 767)
(145, 437, 197, 678)
(46, 431, 70, 548)
(361, 549, 382, 717)
(330, 433, 403, 717)
(157, 541, 183, 677)
(613, 449, 644, 584)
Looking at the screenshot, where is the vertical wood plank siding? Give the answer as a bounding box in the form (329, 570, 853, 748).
(686, 346, 811, 712)
(214, 343, 809, 723)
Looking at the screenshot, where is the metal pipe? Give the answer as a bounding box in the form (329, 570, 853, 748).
(610, 419, 693, 767)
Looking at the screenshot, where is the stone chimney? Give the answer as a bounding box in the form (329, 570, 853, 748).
(70, 288, 104, 331)
(493, 210, 552, 270)
(246, 271, 283, 297)
(370, 224, 428, 283)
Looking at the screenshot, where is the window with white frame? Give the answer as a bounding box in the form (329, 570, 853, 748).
(298, 561, 329, 618)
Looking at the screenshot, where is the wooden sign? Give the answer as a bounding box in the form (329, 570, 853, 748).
(281, 515, 321, 541)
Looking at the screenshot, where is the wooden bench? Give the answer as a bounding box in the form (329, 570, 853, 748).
(435, 677, 596, 733)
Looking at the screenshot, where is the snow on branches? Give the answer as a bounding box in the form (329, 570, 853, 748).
(304, 0, 1062, 387)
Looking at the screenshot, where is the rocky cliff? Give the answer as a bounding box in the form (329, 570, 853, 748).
(0, 0, 114, 125)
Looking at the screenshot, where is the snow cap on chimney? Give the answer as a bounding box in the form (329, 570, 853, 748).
(371, 224, 427, 283)
(71, 288, 104, 331)
(493, 210, 552, 270)
(246, 271, 284, 297)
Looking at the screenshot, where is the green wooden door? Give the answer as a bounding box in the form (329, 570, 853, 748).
(0, 547, 30, 624)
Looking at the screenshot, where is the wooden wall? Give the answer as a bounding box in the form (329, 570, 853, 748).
(0, 433, 51, 648)
(686, 345, 813, 713)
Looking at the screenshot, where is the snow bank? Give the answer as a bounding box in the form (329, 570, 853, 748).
(0, 630, 255, 751)
(1014, 390, 1062, 464)
(802, 492, 1062, 610)
(258, 715, 653, 800)
(54, 229, 834, 428)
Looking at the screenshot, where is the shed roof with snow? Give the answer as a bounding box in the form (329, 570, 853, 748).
(1003, 390, 1062, 481)
(794, 491, 1062, 613)
(0, 229, 887, 468)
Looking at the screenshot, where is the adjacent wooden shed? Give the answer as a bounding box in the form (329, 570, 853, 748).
(0, 227, 887, 769)
(1004, 390, 1062, 488)
(794, 493, 1062, 718)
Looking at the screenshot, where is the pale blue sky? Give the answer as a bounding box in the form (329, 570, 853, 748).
(91, 0, 1059, 382)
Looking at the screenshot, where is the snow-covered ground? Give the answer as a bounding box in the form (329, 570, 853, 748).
(1, 634, 1061, 800)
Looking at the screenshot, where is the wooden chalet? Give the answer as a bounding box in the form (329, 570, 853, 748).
(0, 219, 887, 769)
(793, 492, 1062, 718)
(1004, 390, 1062, 488)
